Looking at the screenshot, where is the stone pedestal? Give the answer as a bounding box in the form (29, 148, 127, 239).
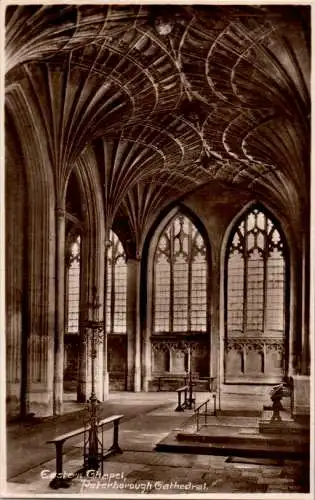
(292, 375, 310, 421)
(259, 420, 308, 435)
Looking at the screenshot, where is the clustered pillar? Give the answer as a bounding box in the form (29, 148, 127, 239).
(127, 258, 142, 391)
(54, 208, 66, 415)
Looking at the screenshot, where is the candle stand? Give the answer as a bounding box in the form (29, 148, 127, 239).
(81, 287, 105, 473)
(181, 342, 195, 409)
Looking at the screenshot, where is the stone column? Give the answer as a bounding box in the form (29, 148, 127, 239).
(6, 86, 56, 418)
(53, 208, 66, 415)
(300, 232, 310, 375)
(102, 338, 109, 400)
(102, 335, 109, 400)
(292, 231, 310, 421)
(288, 246, 298, 377)
(143, 254, 154, 392)
(218, 238, 227, 410)
(102, 241, 110, 400)
(77, 329, 88, 402)
(211, 244, 221, 386)
(127, 258, 141, 391)
(126, 258, 135, 390)
(142, 333, 152, 393)
(23, 186, 55, 418)
(6, 147, 25, 418)
(77, 234, 89, 403)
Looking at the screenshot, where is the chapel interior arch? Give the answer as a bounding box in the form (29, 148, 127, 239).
(224, 203, 290, 384)
(146, 206, 211, 390)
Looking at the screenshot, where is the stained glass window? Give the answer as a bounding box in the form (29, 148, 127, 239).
(67, 235, 81, 334)
(227, 207, 286, 335)
(106, 230, 127, 334)
(154, 214, 208, 333)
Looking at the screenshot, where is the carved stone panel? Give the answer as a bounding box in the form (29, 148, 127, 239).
(151, 337, 209, 377)
(225, 337, 284, 383)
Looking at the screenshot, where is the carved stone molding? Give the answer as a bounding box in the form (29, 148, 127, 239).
(225, 337, 284, 354)
(151, 339, 201, 353)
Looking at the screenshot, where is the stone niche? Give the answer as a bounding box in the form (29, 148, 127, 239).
(225, 336, 284, 383)
(108, 334, 127, 390)
(150, 337, 209, 390)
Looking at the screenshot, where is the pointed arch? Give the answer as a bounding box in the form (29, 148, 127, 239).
(66, 234, 81, 335)
(106, 230, 128, 391)
(6, 83, 56, 417)
(153, 212, 209, 334)
(106, 230, 127, 335)
(223, 202, 290, 383)
(63, 233, 81, 392)
(145, 206, 211, 388)
(70, 151, 106, 401)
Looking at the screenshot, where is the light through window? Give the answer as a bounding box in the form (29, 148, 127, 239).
(227, 207, 286, 335)
(153, 214, 208, 334)
(67, 235, 81, 334)
(106, 230, 127, 334)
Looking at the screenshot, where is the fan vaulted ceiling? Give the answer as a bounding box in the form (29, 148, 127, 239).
(5, 4, 310, 247)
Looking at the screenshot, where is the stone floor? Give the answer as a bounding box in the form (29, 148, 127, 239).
(4, 391, 312, 497)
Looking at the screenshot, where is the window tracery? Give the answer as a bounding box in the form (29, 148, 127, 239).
(153, 214, 208, 334)
(106, 230, 127, 334)
(67, 235, 81, 334)
(227, 207, 286, 336)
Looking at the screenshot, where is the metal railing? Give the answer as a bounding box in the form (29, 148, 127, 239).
(194, 393, 217, 432)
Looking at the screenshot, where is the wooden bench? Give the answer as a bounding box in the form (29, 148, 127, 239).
(47, 414, 123, 489)
(184, 376, 216, 392)
(158, 375, 187, 391)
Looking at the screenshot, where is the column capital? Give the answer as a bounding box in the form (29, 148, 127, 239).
(55, 207, 66, 218)
(127, 255, 141, 263)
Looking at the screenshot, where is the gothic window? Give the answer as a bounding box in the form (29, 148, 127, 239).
(67, 235, 81, 334)
(153, 214, 208, 334)
(227, 207, 286, 336)
(106, 230, 127, 334)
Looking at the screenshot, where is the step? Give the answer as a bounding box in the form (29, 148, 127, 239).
(176, 431, 309, 448)
(216, 409, 261, 417)
(155, 431, 309, 459)
(259, 419, 310, 434)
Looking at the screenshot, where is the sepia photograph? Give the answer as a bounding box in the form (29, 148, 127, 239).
(1, 1, 312, 498)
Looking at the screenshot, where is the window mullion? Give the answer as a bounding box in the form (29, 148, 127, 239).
(65, 263, 70, 333)
(111, 258, 115, 334)
(153, 216, 207, 336)
(152, 254, 156, 333)
(263, 216, 268, 334)
(187, 223, 192, 332)
(243, 219, 248, 335)
(169, 223, 174, 334)
(67, 236, 81, 334)
(104, 249, 109, 335)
